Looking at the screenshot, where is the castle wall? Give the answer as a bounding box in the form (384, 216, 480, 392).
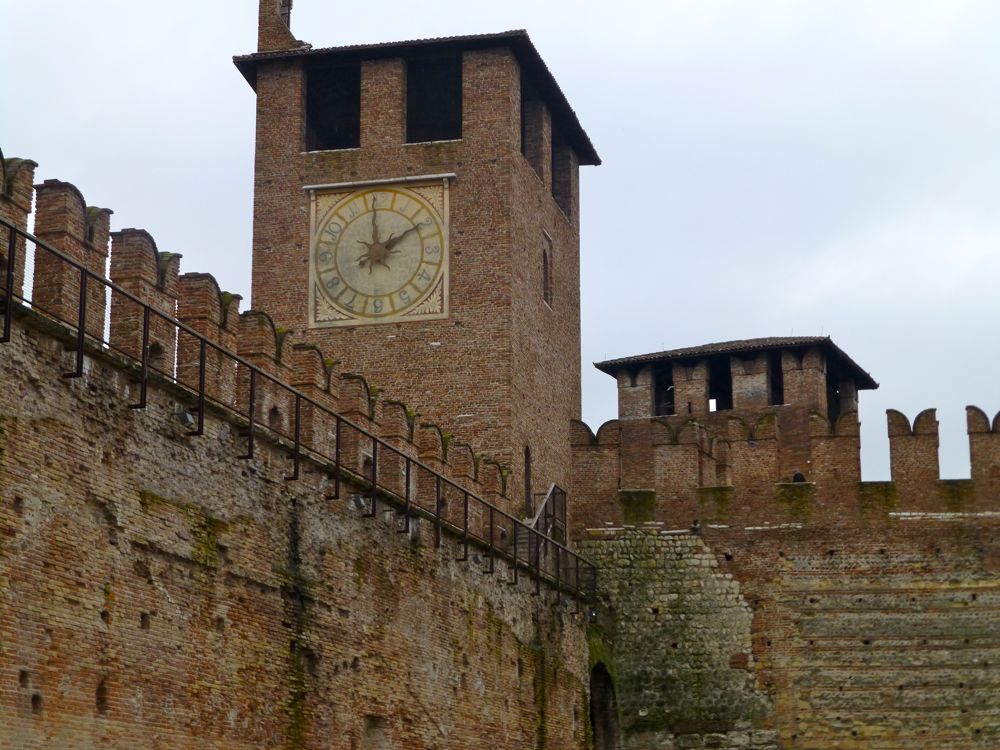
(0, 165, 593, 748)
(705, 522, 1000, 749)
(0, 299, 591, 750)
(580, 527, 778, 750)
(575, 402, 1000, 749)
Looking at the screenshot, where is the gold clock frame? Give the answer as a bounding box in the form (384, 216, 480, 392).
(307, 175, 451, 328)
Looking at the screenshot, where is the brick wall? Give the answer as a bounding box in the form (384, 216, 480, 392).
(0, 292, 591, 749)
(249, 43, 584, 519)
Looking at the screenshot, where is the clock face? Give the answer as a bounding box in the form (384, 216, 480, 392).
(309, 182, 449, 327)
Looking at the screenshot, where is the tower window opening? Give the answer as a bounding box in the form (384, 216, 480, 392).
(827, 372, 842, 424)
(708, 356, 733, 411)
(406, 56, 462, 143)
(768, 350, 784, 405)
(551, 127, 573, 216)
(654, 365, 675, 416)
(520, 77, 544, 178)
(305, 62, 361, 151)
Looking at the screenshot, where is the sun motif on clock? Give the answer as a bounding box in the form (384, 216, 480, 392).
(308, 181, 449, 327)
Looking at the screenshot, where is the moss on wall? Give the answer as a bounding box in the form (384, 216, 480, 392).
(139, 489, 226, 567)
(581, 530, 769, 741)
(619, 490, 656, 522)
(858, 481, 898, 516)
(775, 482, 815, 522)
(939, 480, 974, 512)
(697, 486, 734, 524)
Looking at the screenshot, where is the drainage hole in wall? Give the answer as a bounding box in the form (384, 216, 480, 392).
(31, 694, 42, 715)
(19, 670, 29, 688)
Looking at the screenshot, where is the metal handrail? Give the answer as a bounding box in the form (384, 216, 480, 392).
(526, 482, 557, 528)
(0, 216, 596, 602)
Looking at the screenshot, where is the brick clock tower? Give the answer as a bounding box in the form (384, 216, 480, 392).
(235, 1, 600, 510)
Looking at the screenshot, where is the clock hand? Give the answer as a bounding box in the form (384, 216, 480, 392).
(371, 208, 380, 244)
(384, 219, 430, 250)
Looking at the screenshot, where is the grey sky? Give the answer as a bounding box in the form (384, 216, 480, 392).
(3, 1, 998, 479)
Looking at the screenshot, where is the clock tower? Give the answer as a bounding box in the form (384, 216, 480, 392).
(235, 1, 600, 512)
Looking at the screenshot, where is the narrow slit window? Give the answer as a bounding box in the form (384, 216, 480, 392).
(305, 63, 361, 151)
(406, 56, 462, 143)
(542, 237, 553, 307)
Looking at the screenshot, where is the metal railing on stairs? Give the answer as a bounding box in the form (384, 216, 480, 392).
(0, 215, 597, 604)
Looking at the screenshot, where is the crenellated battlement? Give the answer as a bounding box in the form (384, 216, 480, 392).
(571, 404, 1000, 536)
(0, 150, 551, 532)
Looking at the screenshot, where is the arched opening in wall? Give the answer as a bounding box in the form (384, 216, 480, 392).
(590, 663, 622, 750)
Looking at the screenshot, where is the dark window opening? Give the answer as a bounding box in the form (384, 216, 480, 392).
(551, 127, 574, 216)
(827, 374, 841, 425)
(708, 356, 733, 412)
(542, 238, 553, 307)
(768, 351, 784, 405)
(520, 77, 544, 177)
(305, 63, 361, 152)
(654, 365, 675, 416)
(406, 56, 462, 143)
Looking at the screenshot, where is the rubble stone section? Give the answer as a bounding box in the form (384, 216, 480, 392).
(581, 526, 777, 750)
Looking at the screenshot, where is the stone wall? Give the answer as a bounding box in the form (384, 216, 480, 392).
(580, 526, 777, 750)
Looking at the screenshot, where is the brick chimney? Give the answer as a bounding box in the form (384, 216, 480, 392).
(258, 0, 299, 52)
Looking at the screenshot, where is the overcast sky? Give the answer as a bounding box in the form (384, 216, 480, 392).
(3, 1, 999, 479)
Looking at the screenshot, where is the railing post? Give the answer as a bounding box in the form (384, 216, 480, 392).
(364, 437, 378, 517)
(554, 545, 561, 605)
(333, 417, 342, 499)
(434, 475, 443, 548)
(398, 458, 412, 534)
(285, 393, 301, 480)
(574, 556, 582, 613)
(456, 491, 469, 561)
(239, 369, 256, 459)
(129, 306, 151, 409)
(2, 223, 17, 343)
(194, 338, 207, 436)
(485, 506, 495, 574)
(63, 268, 87, 378)
(510, 523, 519, 585)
